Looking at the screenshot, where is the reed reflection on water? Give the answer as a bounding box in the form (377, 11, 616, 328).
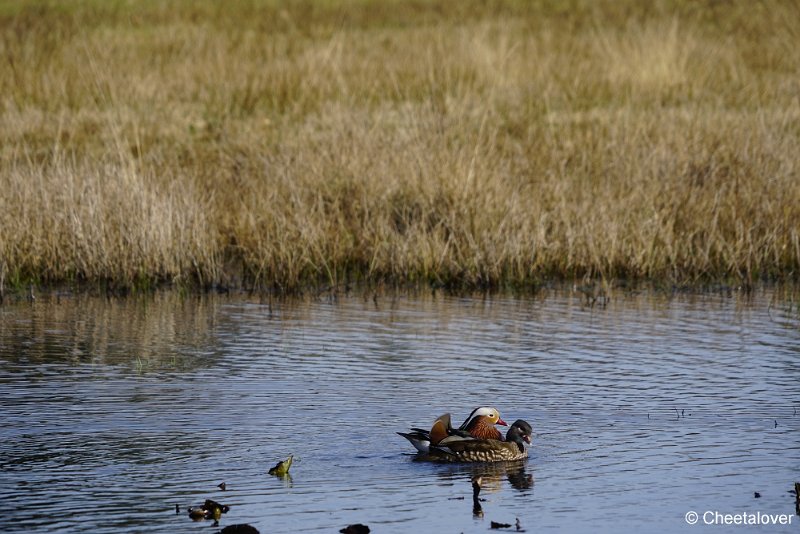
(0, 289, 798, 533)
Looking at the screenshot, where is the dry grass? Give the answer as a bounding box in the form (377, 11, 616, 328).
(1, 0, 799, 292)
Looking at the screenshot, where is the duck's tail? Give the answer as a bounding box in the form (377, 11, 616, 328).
(397, 431, 430, 453)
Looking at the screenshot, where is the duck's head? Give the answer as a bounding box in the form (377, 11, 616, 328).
(506, 419, 533, 446)
(460, 406, 508, 430)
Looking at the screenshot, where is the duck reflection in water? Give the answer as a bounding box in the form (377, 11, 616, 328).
(424, 458, 534, 492)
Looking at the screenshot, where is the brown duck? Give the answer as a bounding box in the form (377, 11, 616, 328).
(423, 419, 533, 463)
(398, 407, 508, 453)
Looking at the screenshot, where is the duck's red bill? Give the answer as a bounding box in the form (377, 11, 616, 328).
(497, 418, 508, 426)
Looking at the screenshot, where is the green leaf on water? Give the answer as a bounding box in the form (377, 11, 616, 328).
(268, 455, 293, 476)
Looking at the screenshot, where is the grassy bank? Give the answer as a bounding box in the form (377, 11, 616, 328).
(1, 0, 799, 292)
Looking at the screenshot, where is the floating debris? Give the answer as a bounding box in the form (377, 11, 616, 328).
(754, 492, 761, 498)
(490, 521, 512, 529)
(187, 499, 230, 522)
(339, 524, 370, 534)
(795, 482, 800, 515)
(268, 455, 293, 476)
(188, 508, 206, 520)
(219, 524, 260, 534)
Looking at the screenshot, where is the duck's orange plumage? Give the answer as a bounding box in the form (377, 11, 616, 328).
(466, 417, 503, 440)
(429, 415, 451, 445)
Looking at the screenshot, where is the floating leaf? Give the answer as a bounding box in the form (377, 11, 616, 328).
(268, 455, 293, 476)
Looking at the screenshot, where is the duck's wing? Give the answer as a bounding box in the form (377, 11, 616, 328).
(424, 433, 477, 456)
(429, 413, 453, 445)
(399, 413, 455, 453)
(440, 437, 502, 452)
(400, 412, 471, 454)
(437, 434, 477, 446)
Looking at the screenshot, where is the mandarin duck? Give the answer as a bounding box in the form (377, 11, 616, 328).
(422, 419, 532, 463)
(397, 407, 508, 454)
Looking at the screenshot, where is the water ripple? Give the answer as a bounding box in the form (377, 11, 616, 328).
(1, 290, 798, 532)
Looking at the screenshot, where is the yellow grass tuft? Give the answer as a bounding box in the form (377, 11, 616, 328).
(1, 0, 799, 292)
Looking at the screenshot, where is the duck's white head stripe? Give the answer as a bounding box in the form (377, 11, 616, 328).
(459, 406, 499, 430)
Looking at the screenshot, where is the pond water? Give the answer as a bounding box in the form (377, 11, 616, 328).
(1, 288, 798, 533)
